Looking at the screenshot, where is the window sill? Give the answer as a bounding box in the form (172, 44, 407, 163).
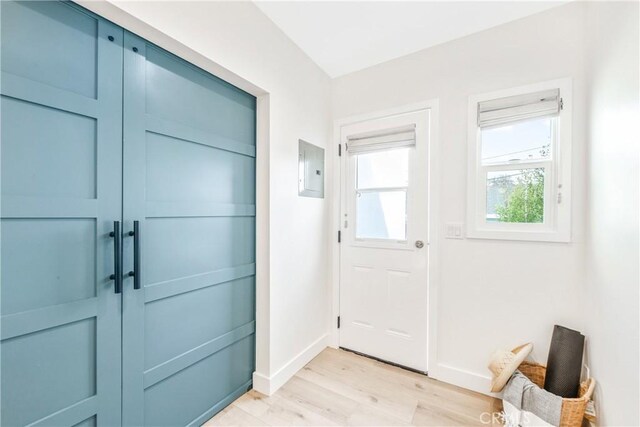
(466, 228, 570, 243)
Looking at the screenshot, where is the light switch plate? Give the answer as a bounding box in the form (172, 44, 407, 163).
(444, 222, 464, 239)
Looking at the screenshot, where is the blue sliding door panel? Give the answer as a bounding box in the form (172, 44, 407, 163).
(1, 3, 256, 426)
(144, 336, 255, 427)
(1, 2, 123, 426)
(144, 46, 256, 148)
(121, 32, 256, 426)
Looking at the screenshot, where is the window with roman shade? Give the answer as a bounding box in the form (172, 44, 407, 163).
(466, 79, 572, 242)
(345, 124, 417, 242)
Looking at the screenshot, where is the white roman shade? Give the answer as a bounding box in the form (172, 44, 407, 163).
(346, 124, 416, 154)
(478, 88, 560, 128)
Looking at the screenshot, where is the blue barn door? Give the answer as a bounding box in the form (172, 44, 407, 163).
(1, 2, 123, 426)
(121, 32, 257, 426)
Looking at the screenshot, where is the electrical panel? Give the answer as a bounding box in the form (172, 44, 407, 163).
(298, 139, 324, 198)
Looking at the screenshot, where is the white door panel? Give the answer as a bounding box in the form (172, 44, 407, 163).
(339, 110, 429, 372)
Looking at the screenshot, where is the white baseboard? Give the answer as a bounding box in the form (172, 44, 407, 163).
(253, 337, 497, 401)
(252, 334, 328, 396)
(430, 363, 500, 398)
(251, 371, 271, 395)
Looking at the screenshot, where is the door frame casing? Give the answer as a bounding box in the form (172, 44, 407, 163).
(330, 100, 440, 375)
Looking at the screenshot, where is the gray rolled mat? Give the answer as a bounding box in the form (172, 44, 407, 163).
(544, 325, 585, 398)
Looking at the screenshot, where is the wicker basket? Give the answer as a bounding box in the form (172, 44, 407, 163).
(518, 361, 596, 427)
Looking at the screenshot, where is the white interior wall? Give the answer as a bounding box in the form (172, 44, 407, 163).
(584, 2, 640, 425)
(81, 0, 333, 394)
(332, 2, 588, 394)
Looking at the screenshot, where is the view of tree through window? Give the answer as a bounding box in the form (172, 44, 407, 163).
(487, 168, 545, 223)
(482, 118, 552, 223)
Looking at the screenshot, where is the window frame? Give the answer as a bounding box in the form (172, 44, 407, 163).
(348, 146, 414, 249)
(354, 146, 410, 243)
(466, 78, 572, 242)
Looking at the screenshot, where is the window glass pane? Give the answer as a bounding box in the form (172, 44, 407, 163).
(486, 168, 544, 223)
(356, 148, 409, 189)
(356, 190, 406, 240)
(481, 117, 553, 165)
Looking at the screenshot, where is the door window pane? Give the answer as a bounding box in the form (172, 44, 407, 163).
(481, 117, 552, 165)
(357, 148, 409, 189)
(356, 190, 407, 240)
(486, 168, 544, 223)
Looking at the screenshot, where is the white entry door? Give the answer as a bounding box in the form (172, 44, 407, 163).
(339, 110, 429, 372)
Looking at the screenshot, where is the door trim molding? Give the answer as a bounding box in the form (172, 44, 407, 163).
(330, 99, 441, 377)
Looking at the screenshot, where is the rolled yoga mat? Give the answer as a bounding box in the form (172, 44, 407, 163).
(544, 325, 585, 398)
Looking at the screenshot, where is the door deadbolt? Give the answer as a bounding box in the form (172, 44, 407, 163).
(415, 240, 424, 249)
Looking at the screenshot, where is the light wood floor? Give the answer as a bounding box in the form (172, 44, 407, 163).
(205, 348, 502, 426)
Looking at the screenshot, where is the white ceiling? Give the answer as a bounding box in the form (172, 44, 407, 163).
(254, 1, 569, 78)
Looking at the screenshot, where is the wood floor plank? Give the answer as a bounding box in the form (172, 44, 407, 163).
(302, 349, 424, 421)
(323, 348, 499, 421)
(204, 348, 501, 426)
(347, 403, 410, 426)
(296, 362, 419, 422)
(230, 390, 279, 419)
(278, 376, 360, 425)
(258, 395, 339, 426)
(204, 405, 269, 426)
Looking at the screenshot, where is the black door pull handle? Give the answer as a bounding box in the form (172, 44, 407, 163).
(129, 220, 141, 290)
(109, 221, 122, 294)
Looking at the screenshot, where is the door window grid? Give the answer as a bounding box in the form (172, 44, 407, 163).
(354, 148, 409, 242)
